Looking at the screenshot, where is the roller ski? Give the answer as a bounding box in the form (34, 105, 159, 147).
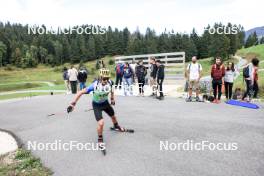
(110, 124, 134, 133)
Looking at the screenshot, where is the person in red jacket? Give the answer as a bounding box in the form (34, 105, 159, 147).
(211, 57, 225, 103)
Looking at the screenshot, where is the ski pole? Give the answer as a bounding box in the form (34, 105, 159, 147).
(47, 108, 93, 117)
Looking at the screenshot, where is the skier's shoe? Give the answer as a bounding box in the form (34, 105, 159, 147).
(98, 136, 106, 156)
(186, 96, 192, 102)
(111, 123, 125, 132)
(157, 96, 164, 100)
(196, 96, 202, 102)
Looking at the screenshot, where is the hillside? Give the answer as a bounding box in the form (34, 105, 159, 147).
(245, 26, 264, 40)
(236, 44, 264, 62)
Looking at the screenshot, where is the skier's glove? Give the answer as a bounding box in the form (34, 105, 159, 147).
(67, 102, 76, 113)
(110, 99, 115, 106)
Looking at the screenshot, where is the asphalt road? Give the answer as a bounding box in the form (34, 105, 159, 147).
(0, 94, 264, 176)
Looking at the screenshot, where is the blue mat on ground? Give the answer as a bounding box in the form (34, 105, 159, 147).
(225, 100, 260, 109)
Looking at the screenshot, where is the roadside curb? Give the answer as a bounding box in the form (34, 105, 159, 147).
(0, 128, 22, 156)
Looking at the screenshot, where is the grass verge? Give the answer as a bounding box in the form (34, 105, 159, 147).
(0, 92, 63, 100)
(0, 149, 52, 176)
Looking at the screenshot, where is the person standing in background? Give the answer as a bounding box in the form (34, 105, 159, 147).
(224, 62, 237, 100)
(211, 57, 225, 103)
(63, 67, 71, 94)
(186, 56, 202, 102)
(149, 57, 158, 97)
(129, 61, 136, 83)
(136, 60, 147, 96)
(77, 67, 88, 90)
(68, 65, 78, 94)
(123, 63, 134, 96)
(242, 58, 259, 101)
(156, 60, 165, 100)
(115, 62, 124, 89)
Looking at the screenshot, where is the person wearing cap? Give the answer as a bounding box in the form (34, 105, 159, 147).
(67, 68, 125, 150)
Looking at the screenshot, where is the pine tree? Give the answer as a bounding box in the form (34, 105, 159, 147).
(94, 34, 105, 58)
(190, 28, 202, 58)
(61, 36, 71, 63)
(144, 28, 158, 53)
(77, 34, 87, 61)
(157, 32, 171, 53)
(122, 27, 130, 54)
(208, 23, 230, 60)
(245, 32, 258, 48)
(70, 38, 79, 63)
(0, 41, 7, 67)
(260, 36, 264, 44)
(181, 34, 197, 61)
(199, 25, 211, 58)
(12, 47, 22, 66)
(86, 35, 96, 60)
(237, 25, 245, 49)
(39, 46, 48, 64)
(52, 41, 63, 65)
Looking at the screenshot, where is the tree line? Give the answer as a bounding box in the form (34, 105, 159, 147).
(245, 31, 264, 48)
(0, 21, 255, 68)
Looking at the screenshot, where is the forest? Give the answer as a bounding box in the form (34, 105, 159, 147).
(0, 22, 262, 68)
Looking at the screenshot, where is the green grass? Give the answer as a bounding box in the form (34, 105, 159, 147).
(0, 56, 115, 100)
(0, 92, 63, 100)
(0, 149, 52, 176)
(237, 44, 264, 61)
(259, 61, 264, 69)
(0, 83, 44, 92)
(0, 66, 61, 84)
(0, 56, 115, 85)
(27, 84, 65, 91)
(198, 58, 213, 76)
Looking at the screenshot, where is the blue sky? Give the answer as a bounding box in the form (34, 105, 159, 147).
(0, 0, 263, 34)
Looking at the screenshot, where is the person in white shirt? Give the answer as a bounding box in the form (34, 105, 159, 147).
(186, 56, 202, 102)
(224, 62, 237, 100)
(68, 65, 78, 94)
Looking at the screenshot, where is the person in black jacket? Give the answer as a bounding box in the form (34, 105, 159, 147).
(150, 57, 158, 96)
(77, 68, 88, 90)
(156, 60, 165, 100)
(136, 60, 147, 96)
